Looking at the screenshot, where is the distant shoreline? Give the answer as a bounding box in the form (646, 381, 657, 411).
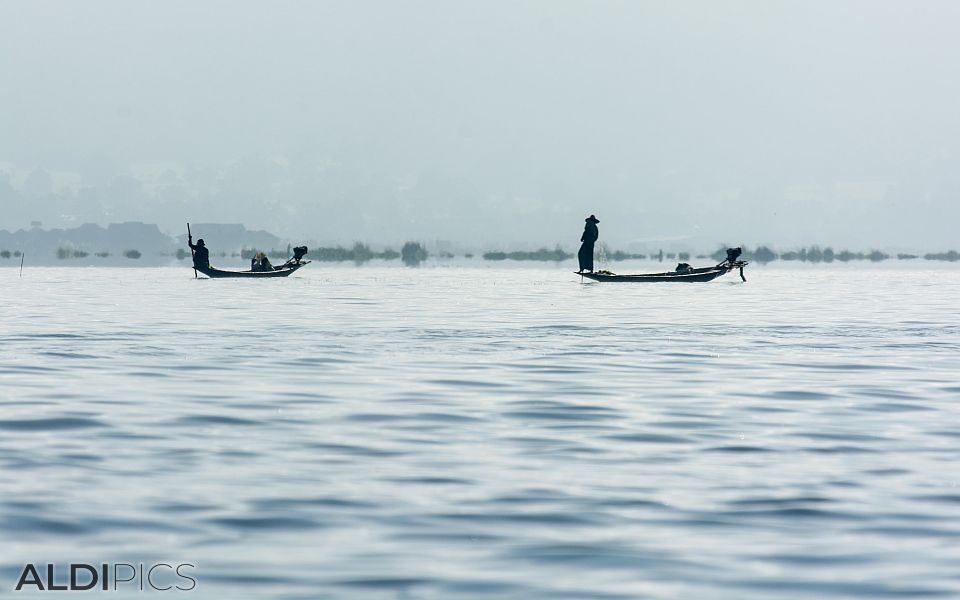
(1, 222, 957, 266)
(2, 244, 957, 267)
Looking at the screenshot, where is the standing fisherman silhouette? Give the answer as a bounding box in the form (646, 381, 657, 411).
(577, 214, 600, 273)
(187, 234, 210, 271)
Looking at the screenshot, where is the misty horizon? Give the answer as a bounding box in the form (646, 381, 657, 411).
(2, 1, 958, 249)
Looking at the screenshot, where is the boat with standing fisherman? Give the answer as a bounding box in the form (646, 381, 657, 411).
(577, 248, 748, 283)
(186, 222, 311, 279)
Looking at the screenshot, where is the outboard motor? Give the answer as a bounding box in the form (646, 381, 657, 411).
(725, 247, 743, 264)
(722, 247, 747, 282)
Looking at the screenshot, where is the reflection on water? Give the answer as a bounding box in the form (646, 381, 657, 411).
(1, 265, 959, 598)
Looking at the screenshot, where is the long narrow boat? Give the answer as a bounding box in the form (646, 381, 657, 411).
(196, 261, 311, 279)
(576, 261, 747, 283)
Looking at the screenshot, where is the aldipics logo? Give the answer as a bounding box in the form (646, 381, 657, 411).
(14, 563, 196, 592)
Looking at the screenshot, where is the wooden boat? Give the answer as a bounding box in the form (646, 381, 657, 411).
(576, 261, 747, 283)
(196, 261, 311, 279)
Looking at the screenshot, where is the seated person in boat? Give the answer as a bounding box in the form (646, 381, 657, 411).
(251, 252, 274, 272)
(675, 262, 693, 274)
(187, 236, 209, 270)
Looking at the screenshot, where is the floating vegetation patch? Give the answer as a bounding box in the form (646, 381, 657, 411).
(711, 245, 902, 264)
(304, 244, 400, 262)
(483, 247, 572, 261)
(55, 247, 92, 259)
(607, 251, 647, 260)
(924, 250, 959, 262)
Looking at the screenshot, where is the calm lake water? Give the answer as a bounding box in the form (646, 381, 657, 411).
(1, 263, 959, 599)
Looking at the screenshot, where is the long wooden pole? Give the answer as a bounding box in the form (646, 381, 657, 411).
(19, 253, 24, 278)
(187, 223, 196, 279)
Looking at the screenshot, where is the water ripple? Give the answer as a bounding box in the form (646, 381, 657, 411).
(1, 265, 958, 599)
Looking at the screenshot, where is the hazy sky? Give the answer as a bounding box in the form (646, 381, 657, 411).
(1, 1, 958, 249)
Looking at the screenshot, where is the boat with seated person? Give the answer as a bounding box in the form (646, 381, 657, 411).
(195, 246, 311, 279)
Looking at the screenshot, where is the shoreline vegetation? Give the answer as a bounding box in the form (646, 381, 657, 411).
(705, 246, 959, 264)
(2, 244, 957, 264)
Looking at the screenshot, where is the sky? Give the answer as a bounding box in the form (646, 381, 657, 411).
(1, 0, 958, 250)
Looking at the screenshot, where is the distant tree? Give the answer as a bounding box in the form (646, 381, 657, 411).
(0, 250, 10, 259)
(401, 242, 428, 266)
(124, 249, 142, 259)
(351, 242, 374, 262)
(751, 246, 777, 263)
